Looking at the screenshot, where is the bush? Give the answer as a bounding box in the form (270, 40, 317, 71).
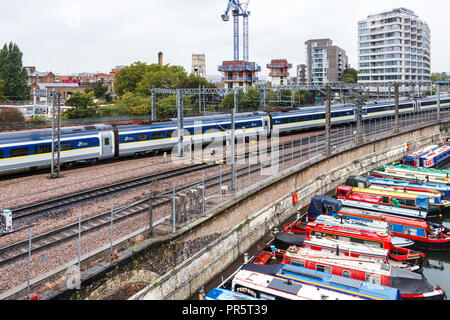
(0, 108, 25, 123)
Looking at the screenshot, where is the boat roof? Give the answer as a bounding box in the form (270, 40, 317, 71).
(286, 247, 393, 275)
(205, 288, 259, 301)
(237, 264, 364, 300)
(276, 264, 400, 300)
(339, 207, 428, 228)
(420, 146, 450, 161)
(304, 236, 389, 258)
(314, 215, 390, 234)
(339, 199, 429, 220)
(367, 176, 450, 191)
(353, 187, 425, 200)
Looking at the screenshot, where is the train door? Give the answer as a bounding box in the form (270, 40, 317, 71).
(414, 100, 421, 113)
(101, 131, 114, 159)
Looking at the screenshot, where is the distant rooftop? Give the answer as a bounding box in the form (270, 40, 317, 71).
(366, 7, 419, 20)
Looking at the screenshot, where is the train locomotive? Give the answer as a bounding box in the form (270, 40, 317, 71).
(0, 94, 449, 176)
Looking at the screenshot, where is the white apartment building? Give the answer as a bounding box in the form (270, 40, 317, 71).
(358, 8, 431, 86)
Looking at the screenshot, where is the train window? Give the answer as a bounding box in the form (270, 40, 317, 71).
(10, 148, 28, 157)
(169, 131, 177, 138)
(35, 145, 51, 154)
(136, 134, 148, 141)
(104, 138, 110, 146)
(218, 125, 227, 132)
(60, 142, 73, 151)
(282, 119, 289, 124)
(152, 133, 163, 140)
(0, 150, 2, 158)
(342, 271, 351, 278)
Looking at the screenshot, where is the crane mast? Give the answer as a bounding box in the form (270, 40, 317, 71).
(222, 0, 250, 62)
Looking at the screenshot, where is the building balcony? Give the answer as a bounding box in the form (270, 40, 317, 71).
(221, 77, 259, 82)
(269, 72, 289, 77)
(218, 64, 261, 72)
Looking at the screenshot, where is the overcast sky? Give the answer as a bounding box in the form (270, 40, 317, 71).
(1, 0, 448, 77)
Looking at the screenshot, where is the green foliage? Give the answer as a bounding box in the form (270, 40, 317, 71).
(114, 62, 214, 98)
(0, 79, 5, 103)
(110, 92, 151, 117)
(86, 81, 109, 99)
(0, 108, 25, 123)
(341, 68, 358, 83)
(431, 72, 449, 82)
(0, 42, 30, 101)
(63, 91, 97, 119)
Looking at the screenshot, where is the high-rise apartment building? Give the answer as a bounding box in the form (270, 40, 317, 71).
(305, 39, 349, 84)
(357, 8, 431, 84)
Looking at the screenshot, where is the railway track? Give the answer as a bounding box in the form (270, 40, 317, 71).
(0, 139, 325, 267)
(1, 112, 438, 267)
(10, 134, 325, 222)
(11, 163, 214, 221)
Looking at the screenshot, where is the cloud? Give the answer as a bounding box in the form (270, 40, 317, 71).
(1, 0, 448, 76)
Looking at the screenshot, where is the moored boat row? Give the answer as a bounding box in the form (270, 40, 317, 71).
(204, 144, 449, 301)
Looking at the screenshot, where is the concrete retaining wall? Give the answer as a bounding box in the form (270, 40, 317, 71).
(132, 125, 445, 300)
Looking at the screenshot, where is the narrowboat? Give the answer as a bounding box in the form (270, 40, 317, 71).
(283, 215, 426, 268)
(282, 246, 445, 300)
(229, 265, 367, 300)
(308, 195, 450, 251)
(339, 208, 450, 251)
(204, 288, 260, 300)
(351, 175, 450, 201)
(336, 185, 442, 215)
(372, 165, 450, 186)
(269, 231, 417, 271)
(403, 145, 439, 167)
(275, 264, 401, 300)
(417, 145, 450, 168)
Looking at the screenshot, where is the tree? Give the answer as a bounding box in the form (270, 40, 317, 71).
(0, 108, 25, 123)
(341, 68, 358, 83)
(0, 42, 30, 101)
(62, 91, 97, 119)
(0, 79, 5, 103)
(431, 73, 449, 82)
(87, 81, 109, 100)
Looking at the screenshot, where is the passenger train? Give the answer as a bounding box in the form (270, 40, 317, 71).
(1, 94, 449, 176)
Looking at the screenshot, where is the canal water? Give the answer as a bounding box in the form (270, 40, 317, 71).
(422, 160, 450, 297)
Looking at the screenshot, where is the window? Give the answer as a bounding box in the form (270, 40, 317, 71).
(60, 142, 73, 151)
(10, 148, 28, 157)
(152, 132, 163, 140)
(316, 265, 332, 274)
(292, 260, 305, 268)
(35, 145, 51, 154)
(342, 271, 351, 278)
(104, 138, 110, 146)
(366, 274, 381, 285)
(136, 134, 148, 142)
(338, 190, 347, 197)
(0, 150, 2, 158)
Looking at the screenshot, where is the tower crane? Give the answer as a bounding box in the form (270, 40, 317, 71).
(221, 0, 250, 62)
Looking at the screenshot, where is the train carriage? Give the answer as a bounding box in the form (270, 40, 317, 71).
(117, 113, 270, 157)
(0, 125, 114, 175)
(1, 94, 450, 176)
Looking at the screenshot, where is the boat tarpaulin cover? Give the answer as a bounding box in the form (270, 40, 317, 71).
(416, 196, 429, 210)
(389, 267, 434, 296)
(308, 196, 343, 219)
(274, 233, 307, 250)
(241, 263, 283, 277)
